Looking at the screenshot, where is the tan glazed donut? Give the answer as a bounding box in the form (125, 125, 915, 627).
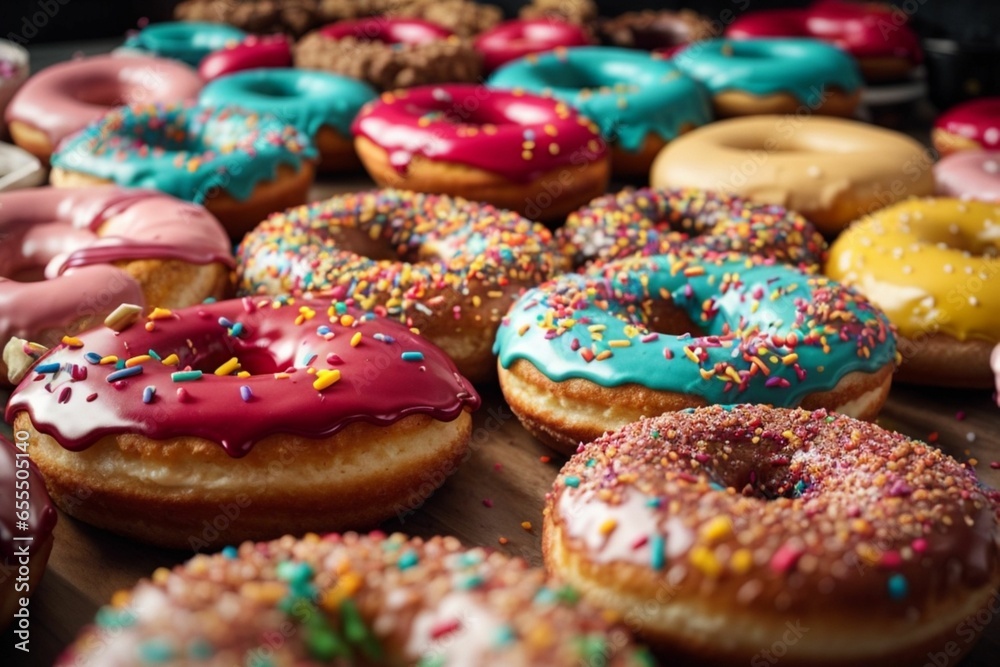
(650, 116, 935, 236)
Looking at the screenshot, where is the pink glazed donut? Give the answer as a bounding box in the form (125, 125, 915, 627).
(4, 54, 203, 161)
(0, 187, 233, 382)
(933, 97, 1000, 157)
(935, 151, 1000, 202)
(198, 34, 293, 80)
(475, 19, 593, 73)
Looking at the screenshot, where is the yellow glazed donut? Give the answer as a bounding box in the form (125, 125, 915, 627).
(650, 116, 935, 236)
(827, 198, 1000, 387)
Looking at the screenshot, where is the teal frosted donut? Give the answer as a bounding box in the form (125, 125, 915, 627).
(673, 38, 862, 117)
(123, 21, 247, 67)
(50, 102, 316, 237)
(488, 46, 712, 176)
(494, 253, 897, 453)
(200, 68, 377, 171)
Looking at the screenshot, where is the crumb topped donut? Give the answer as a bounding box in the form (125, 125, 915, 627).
(6, 298, 480, 548)
(238, 189, 569, 383)
(494, 252, 897, 453)
(544, 405, 1000, 666)
(57, 532, 656, 666)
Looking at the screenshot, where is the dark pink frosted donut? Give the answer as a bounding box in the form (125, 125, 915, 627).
(475, 19, 592, 73)
(198, 34, 293, 80)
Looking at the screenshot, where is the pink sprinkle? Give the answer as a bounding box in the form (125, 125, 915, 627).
(641, 333, 659, 343)
(631, 535, 649, 549)
(493, 463, 503, 471)
(430, 619, 461, 640)
(879, 550, 902, 568)
(86, 393, 98, 402)
(177, 388, 191, 403)
(58, 387, 72, 404)
(955, 411, 966, 421)
(71, 365, 88, 381)
(990, 462, 1000, 470)
(911, 538, 927, 553)
(326, 353, 343, 365)
(770, 543, 804, 573)
(482, 499, 493, 508)
(663, 348, 673, 360)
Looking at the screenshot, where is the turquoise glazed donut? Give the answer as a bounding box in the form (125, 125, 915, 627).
(200, 68, 377, 171)
(488, 46, 712, 176)
(123, 21, 247, 67)
(50, 102, 316, 237)
(673, 38, 863, 117)
(494, 252, 897, 453)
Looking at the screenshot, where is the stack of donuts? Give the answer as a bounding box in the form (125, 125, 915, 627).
(2, 2, 999, 666)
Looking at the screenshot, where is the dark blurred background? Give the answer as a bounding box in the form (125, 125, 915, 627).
(1, 1, 998, 45)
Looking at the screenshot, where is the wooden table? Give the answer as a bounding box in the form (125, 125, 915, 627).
(2, 41, 999, 667)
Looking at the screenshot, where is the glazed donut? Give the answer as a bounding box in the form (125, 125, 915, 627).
(826, 198, 1000, 388)
(726, 1, 923, 83)
(494, 252, 897, 454)
(49, 102, 317, 239)
(200, 68, 376, 172)
(4, 55, 203, 162)
(933, 97, 1000, 156)
(673, 38, 862, 118)
(237, 189, 569, 383)
(198, 33, 293, 80)
(6, 298, 480, 548)
(352, 85, 610, 221)
(0, 186, 233, 382)
(58, 532, 655, 666)
(935, 151, 1000, 202)
(475, 19, 593, 74)
(0, 434, 56, 629)
(598, 9, 717, 51)
(544, 404, 1000, 666)
(122, 21, 247, 67)
(558, 187, 827, 269)
(294, 18, 481, 93)
(650, 115, 936, 236)
(489, 48, 711, 177)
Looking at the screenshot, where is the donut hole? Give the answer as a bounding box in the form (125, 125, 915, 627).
(170, 336, 288, 376)
(72, 79, 131, 107)
(699, 442, 811, 501)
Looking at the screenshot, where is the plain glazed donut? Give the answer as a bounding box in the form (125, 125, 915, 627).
(544, 404, 1000, 666)
(49, 102, 317, 239)
(198, 33, 293, 80)
(935, 150, 1000, 202)
(494, 252, 897, 454)
(199, 68, 376, 172)
(826, 198, 1000, 388)
(650, 115, 936, 236)
(122, 21, 248, 67)
(932, 97, 1000, 156)
(475, 19, 593, 73)
(673, 38, 862, 118)
(558, 187, 826, 269)
(352, 85, 610, 221)
(0, 435, 56, 628)
(6, 298, 480, 549)
(237, 189, 569, 383)
(57, 532, 656, 666)
(4, 55, 203, 162)
(0, 186, 233, 382)
(488, 47, 712, 177)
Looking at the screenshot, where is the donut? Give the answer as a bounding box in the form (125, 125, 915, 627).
(557, 187, 827, 269)
(49, 102, 317, 239)
(352, 85, 610, 221)
(489, 47, 712, 177)
(237, 189, 569, 383)
(0, 186, 233, 382)
(935, 151, 1000, 202)
(294, 18, 481, 93)
(726, 1, 923, 82)
(494, 252, 897, 454)
(475, 19, 593, 74)
(122, 21, 247, 67)
(200, 68, 376, 172)
(673, 38, 863, 118)
(543, 404, 1000, 666)
(598, 9, 717, 52)
(0, 434, 56, 629)
(519, 0, 598, 25)
(650, 115, 936, 236)
(57, 532, 656, 666)
(0, 141, 44, 191)
(933, 97, 1000, 156)
(198, 33, 293, 80)
(992, 344, 1000, 401)
(5, 298, 480, 548)
(4, 55, 203, 162)
(826, 198, 1000, 388)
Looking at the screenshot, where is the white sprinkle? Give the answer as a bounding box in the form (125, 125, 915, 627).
(949, 223, 960, 234)
(902, 265, 913, 274)
(943, 264, 954, 273)
(966, 431, 977, 442)
(969, 296, 979, 306)
(807, 165, 822, 178)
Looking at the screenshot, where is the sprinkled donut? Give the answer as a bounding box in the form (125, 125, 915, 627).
(544, 405, 1000, 666)
(352, 85, 610, 221)
(237, 189, 569, 383)
(494, 253, 897, 453)
(49, 102, 317, 239)
(6, 298, 480, 548)
(826, 197, 1000, 388)
(57, 532, 656, 666)
(932, 97, 1000, 156)
(558, 187, 827, 268)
